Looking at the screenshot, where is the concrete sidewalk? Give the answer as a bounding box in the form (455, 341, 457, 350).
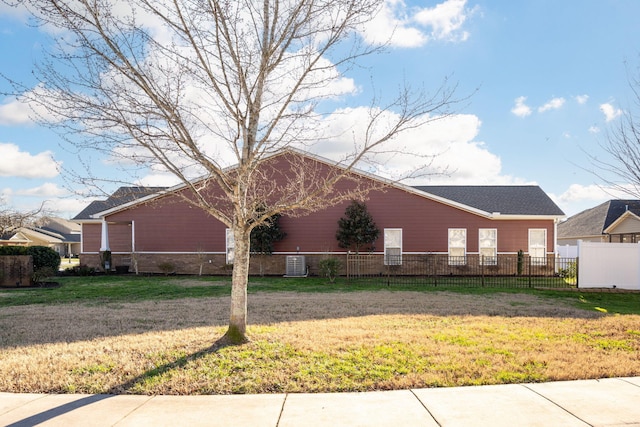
(1, 377, 639, 426)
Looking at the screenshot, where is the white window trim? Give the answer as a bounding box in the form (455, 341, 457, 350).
(384, 228, 402, 265)
(226, 228, 235, 264)
(528, 228, 547, 265)
(479, 228, 497, 266)
(448, 228, 467, 265)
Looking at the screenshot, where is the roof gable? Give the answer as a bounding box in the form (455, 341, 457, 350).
(604, 209, 640, 234)
(73, 187, 166, 220)
(74, 151, 564, 220)
(558, 200, 640, 239)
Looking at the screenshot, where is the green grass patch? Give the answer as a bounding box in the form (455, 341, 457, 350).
(0, 275, 638, 316)
(573, 292, 640, 315)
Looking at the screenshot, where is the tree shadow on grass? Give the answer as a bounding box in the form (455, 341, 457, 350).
(106, 336, 241, 395)
(4, 338, 241, 427)
(0, 290, 613, 349)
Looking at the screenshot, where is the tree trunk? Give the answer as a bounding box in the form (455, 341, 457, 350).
(219, 225, 251, 346)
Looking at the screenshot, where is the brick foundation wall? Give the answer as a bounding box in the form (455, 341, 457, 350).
(0, 255, 33, 287)
(79, 253, 348, 276)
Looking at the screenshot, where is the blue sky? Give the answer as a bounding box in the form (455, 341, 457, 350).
(1, 0, 640, 219)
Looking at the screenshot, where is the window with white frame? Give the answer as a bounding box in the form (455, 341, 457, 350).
(225, 228, 235, 264)
(528, 229, 546, 265)
(384, 228, 402, 265)
(448, 228, 467, 265)
(479, 228, 497, 265)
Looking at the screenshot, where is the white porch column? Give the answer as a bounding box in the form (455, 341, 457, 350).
(100, 220, 110, 252)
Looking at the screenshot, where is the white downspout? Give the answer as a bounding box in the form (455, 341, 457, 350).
(131, 220, 135, 253)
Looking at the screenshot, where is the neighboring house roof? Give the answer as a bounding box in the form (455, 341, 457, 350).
(11, 228, 64, 244)
(1, 216, 83, 246)
(558, 200, 640, 239)
(73, 187, 166, 220)
(413, 186, 565, 216)
(41, 217, 81, 234)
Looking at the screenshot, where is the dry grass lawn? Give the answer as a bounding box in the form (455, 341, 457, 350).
(1, 291, 639, 395)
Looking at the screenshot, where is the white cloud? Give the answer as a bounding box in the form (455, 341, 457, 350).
(575, 94, 589, 105)
(135, 172, 181, 188)
(0, 143, 60, 178)
(360, 0, 475, 48)
(599, 103, 622, 122)
(15, 183, 68, 197)
(0, 97, 36, 126)
(511, 96, 532, 118)
(413, 0, 473, 42)
(309, 109, 521, 186)
(0, 3, 30, 20)
(588, 126, 600, 134)
(551, 183, 634, 217)
(0, 86, 65, 126)
(555, 184, 609, 204)
(538, 97, 565, 113)
(360, 1, 427, 48)
(47, 197, 95, 219)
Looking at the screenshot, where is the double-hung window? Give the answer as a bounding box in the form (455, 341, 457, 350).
(225, 228, 235, 264)
(479, 228, 497, 265)
(384, 228, 402, 265)
(528, 229, 546, 265)
(448, 228, 467, 265)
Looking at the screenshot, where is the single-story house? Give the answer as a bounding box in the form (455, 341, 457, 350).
(557, 200, 640, 245)
(0, 217, 82, 257)
(73, 150, 565, 275)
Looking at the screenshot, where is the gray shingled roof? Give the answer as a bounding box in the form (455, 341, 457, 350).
(74, 185, 564, 220)
(412, 185, 565, 216)
(73, 187, 166, 220)
(558, 200, 640, 238)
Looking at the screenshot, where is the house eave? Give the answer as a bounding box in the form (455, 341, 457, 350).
(489, 214, 565, 221)
(557, 233, 604, 240)
(85, 148, 563, 221)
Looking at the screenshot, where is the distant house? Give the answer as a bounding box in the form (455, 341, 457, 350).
(558, 200, 640, 245)
(73, 150, 565, 275)
(0, 217, 82, 257)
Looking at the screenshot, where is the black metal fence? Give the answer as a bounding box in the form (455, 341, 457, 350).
(346, 254, 577, 288)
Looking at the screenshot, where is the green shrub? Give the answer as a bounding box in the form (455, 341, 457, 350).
(25, 246, 61, 272)
(100, 250, 112, 271)
(0, 246, 61, 273)
(318, 257, 341, 283)
(32, 266, 57, 284)
(157, 262, 176, 275)
(559, 260, 577, 282)
(0, 246, 26, 256)
(63, 264, 97, 276)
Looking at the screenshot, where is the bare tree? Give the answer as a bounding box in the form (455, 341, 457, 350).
(589, 67, 640, 198)
(0, 199, 47, 238)
(4, 0, 463, 345)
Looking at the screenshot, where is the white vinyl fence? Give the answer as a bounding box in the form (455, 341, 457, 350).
(556, 244, 578, 258)
(577, 241, 640, 290)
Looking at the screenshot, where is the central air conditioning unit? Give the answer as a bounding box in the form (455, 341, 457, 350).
(285, 255, 307, 277)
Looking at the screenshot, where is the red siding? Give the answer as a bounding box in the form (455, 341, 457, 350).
(81, 223, 101, 252)
(107, 196, 226, 252)
(274, 186, 555, 254)
(82, 153, 557, 255)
